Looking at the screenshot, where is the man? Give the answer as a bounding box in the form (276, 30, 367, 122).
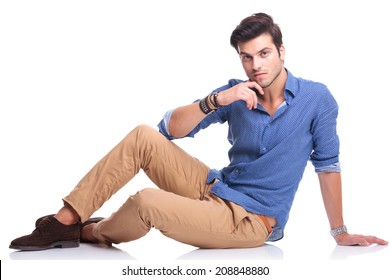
(10, 13, 387, 251)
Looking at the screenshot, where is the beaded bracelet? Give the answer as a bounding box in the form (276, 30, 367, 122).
(213, 92, 220, 108)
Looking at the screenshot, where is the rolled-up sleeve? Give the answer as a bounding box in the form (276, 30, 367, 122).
(157, 105, 227, 140)
(310, 89, 341, 172)
(157, 109, 174, 140)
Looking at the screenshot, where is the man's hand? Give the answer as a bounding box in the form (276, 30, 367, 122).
(334, 233, 388, 246)
(217, 81, 263, 110)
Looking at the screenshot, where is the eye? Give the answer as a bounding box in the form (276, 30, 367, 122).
(260, 51, 269, 58)
(240, 55, 252, 62)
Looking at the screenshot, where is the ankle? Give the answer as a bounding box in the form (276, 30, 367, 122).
(55, 205, 80, 225)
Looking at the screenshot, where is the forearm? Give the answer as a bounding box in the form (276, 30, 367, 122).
(318, 172, 344, 230)
(168, 102, 207, 138)
(168, 81, 263, 138)
(318, 172, 388, 246)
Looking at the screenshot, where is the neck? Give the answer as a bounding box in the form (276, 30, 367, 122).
(260, 68, 287, 102)
(258, 69, 287, 116)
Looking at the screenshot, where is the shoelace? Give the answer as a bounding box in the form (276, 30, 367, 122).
(33, 216, 53, 233)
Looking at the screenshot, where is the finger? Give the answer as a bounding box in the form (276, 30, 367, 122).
(355, 238, 370, 246)
(363, 235, 389, 246)
(242, 88, 257, 109)
(247, 81, 264, 95)
(340, 236, 369, 246)
(242, 92, 254, 109)
(253, 84, 264, 96)
(340, 234, 388, 246)
(248, 89, 258, 109)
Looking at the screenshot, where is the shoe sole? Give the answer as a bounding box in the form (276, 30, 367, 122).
(9, 239, 79, 251)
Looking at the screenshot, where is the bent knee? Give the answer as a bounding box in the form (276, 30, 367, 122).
(132, 188, 162, 209)
(126, 124, 164, 145)
(133, 124, 159, 138)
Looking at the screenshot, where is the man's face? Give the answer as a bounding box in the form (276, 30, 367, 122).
(237, 33, 285, 89)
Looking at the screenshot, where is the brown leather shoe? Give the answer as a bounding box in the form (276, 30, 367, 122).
(79, 217, 104, 243)
(9, 216, 80, 251)
(35, 215, 104, 243)
(35, 214, 55, 227)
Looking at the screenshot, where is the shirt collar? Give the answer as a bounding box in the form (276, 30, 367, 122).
(284, 69, 298, 104)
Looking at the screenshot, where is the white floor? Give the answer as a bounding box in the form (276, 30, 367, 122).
(7, 227, 388, 261)
(3, 227, 389, 280)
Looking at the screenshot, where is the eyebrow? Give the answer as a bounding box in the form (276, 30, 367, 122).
(239, 47, 272, 56)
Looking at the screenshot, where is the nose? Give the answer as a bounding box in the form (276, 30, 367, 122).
(252, 56, 262, 71)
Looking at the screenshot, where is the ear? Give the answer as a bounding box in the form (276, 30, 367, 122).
(279, 44, 285, 60)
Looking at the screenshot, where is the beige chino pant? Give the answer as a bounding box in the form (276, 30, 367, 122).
(63, 125, 269, 248)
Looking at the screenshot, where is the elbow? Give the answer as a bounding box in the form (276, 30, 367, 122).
(168, 118, 186, 139)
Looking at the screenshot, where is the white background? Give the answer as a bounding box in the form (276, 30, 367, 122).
(1, 0, 389, 279)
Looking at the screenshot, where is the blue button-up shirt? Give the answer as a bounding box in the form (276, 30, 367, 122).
(158, 70, 340, 241)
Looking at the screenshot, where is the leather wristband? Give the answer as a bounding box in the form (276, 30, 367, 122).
(199, 94, 219, 114)
(199, 97, 213, 114)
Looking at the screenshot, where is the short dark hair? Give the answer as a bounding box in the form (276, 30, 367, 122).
(230, 13, 283, 54)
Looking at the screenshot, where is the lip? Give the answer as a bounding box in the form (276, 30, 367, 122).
(254, 72, 266, 78)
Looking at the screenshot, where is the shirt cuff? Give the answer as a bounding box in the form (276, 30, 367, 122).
(315, 161, 341, 173)
(158, 109, 174, 139)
